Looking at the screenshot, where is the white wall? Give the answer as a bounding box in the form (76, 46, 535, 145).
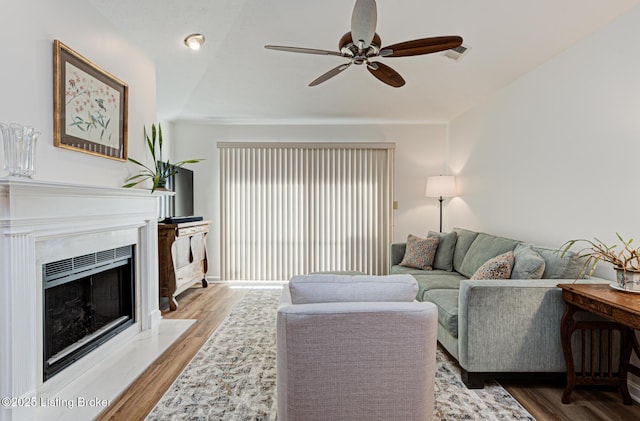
(0, 0, 156, 187)
(448, 5, 640, 398)
(449, 5, 640, 280)
(171, 122, 448, 279)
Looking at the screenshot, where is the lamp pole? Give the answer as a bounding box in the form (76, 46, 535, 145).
(426, 175, 457, 233)
(438, 196, 444, 232)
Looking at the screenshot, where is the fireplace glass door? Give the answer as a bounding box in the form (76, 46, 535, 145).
(43, 245, 135, 380)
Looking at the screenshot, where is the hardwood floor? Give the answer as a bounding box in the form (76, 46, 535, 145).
(95, 284, 247, 421)
(96, 283, 640, 421)
(502, 379, 640, 421)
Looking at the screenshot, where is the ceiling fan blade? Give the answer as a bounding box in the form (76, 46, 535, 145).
(264, 45, 344, 57)
(351, 0, 377, 49)
(382, 36, 463, 57)
(309, 62, 352, 87)
(367, 61, 405, 88)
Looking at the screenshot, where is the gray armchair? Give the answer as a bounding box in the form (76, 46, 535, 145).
(276, 274, 438, 421)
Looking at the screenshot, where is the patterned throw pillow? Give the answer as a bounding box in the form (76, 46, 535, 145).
(399, 234, 440, 270)
(470, 251, 514, 280)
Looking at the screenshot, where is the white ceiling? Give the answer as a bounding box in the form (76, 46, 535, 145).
(89, 0, 639, 124)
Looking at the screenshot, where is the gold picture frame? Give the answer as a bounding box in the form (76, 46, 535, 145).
(53, 40, 128, 161)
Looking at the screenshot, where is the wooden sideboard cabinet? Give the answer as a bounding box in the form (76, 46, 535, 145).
(158, 220, 210, 310)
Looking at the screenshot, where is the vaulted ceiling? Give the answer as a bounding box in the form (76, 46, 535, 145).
(89, 0, 639, 123)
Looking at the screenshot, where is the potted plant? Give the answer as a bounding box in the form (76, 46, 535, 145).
(123, 123, 202, 192)
(561, 234, 640, 291)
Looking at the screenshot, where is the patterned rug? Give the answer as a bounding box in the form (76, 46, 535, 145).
(147, 288, 535, 420)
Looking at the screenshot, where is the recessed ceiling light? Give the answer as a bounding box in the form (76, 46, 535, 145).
(184, 34, 205, 50)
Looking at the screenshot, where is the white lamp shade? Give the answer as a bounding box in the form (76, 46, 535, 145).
(426, 175, 457, 198)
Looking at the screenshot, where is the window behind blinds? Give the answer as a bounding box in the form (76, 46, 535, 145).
(218, 142, 394, 281)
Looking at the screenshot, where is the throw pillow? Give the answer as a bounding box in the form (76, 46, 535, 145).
(452, 228, 480, 273)
(511, 243, 546, 279)
(458, 233, 520, 278)
(399, 234, 440, 270)
(470, 251, 514, 280)
(532, 246, 590, 279)
(427, 231, 457, 271)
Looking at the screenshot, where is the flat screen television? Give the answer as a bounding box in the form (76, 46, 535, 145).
(157, 161, 195, 219)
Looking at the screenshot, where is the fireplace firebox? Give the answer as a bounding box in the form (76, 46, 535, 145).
(43, 245, 135, 380)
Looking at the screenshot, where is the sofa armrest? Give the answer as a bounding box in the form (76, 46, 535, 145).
(457, 277, 608, 373)
(390, 243, 406, 266)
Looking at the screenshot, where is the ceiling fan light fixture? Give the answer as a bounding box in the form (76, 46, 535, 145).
(184, 34, 205, 50)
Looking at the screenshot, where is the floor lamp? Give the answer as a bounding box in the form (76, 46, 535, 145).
(426, 175, 457, 232)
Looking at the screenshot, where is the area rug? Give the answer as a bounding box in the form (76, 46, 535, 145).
(146, 288, 535, 421)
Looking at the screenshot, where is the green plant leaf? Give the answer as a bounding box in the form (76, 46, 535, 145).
(124, 173, 151, 182)
(158, 123, 163, 158)
(173, 159, 205, 167)
(122, 182, 141, 188)
(127, 157, 155, 174)
(126, 123, 202, 193)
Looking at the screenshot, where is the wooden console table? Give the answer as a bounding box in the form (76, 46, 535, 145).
(558, 283, 640, 405)
(158, 220, 210, 311)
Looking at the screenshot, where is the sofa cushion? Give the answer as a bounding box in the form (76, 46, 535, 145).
(399, 234, 439, 270)
(511, 244, 546, 279)
(423, 289, 459, 338)
(289, 274, 418, 304)
(428, 231, 457, 271)
(470, 251, 514, 280)
(532, 246, 589, 279)
(412, 272, 466, 301)
(390, 264, 437, 276)
(452, 228, 480, 273)
(458, 233, 520, 278)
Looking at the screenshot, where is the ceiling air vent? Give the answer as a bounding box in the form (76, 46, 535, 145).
(443, 44, 470, 62)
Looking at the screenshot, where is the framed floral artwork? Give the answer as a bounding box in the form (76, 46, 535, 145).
(53, 40, 128, 161)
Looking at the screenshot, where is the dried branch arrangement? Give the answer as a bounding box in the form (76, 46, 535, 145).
(561, 233, 639, 277)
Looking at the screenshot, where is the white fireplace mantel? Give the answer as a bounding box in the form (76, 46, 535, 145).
(0, 178, 179, 421)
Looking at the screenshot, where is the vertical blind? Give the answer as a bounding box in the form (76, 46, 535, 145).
(219, 142, 394, 281)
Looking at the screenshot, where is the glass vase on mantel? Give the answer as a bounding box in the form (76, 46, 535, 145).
(0, 123, 40, 178)
(155, 176, 168, 191)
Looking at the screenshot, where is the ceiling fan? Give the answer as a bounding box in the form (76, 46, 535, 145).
(264, 0, 463, 88)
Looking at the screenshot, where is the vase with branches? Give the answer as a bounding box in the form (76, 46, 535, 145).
(123, 123, 202, 192)
(561, 233, 640, 291)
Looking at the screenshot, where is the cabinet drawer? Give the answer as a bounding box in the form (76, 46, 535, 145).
(571, 293, 613, 317)
(175, 261, 205, 286)
(177, 224, 209, 237)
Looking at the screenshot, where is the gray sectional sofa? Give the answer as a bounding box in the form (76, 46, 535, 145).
(391, 227, 606, 388)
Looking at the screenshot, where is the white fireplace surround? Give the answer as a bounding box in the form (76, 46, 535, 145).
(0, 178, 188, 421)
